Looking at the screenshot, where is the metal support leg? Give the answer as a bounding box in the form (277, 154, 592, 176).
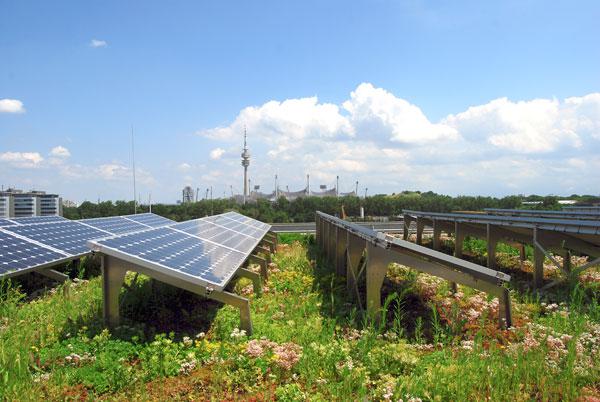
(497, 287, 512, 329)
(266, 231, 278, 249)
(38, 268, 69, 283)
(262, 239, 275, 254)
(403, 215, 412, 240)
(255, 245, 271, 265)
(519, 243, 526, 271)
(335, 226, 347, 276)
(102, 256, 128, 328)
(237, 268, 262, 296)
(346, 234, 365, 303)
(486, 224, 499, 270)
(249, 254, 268, 281)
(533, 229, 545, 288)
(328, 222, 336, 264)
(563, 250, 572, 273)
(207, 290, 253, 335)
(365, 243, 390, 321)
(416, 218, 424, 245)
(432, 219, 442, 251)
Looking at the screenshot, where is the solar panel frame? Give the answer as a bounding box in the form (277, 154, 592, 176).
(0, 218, 17, 227)
(0, 228, 72, 278)
(89, 227, 250, 290)
(124, 213, 175, 227)
(80, 216, 150, 235)
(3, 220, 113, 257)
(403, 209, 600, 235)
(9, 215, 68, 225)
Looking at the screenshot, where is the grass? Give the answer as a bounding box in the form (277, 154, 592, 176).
(0, 235, 599, 400)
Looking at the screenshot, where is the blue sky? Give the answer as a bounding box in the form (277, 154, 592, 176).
(1, 0, 599, 203)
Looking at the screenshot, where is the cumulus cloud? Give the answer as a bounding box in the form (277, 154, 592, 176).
(0, 152, 44, 168)
(0, 99, 25, 114)
(200, 96, 353, 142)
(90, 39, 107, 48)
(194, 84, 600, 195)
(49, 146, 71, 158)
(343, 83, 458, 144)
(442, 95, 599, 153)
(209, 148, 226, 160)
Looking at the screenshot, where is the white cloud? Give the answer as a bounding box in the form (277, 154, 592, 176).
(209, 148, 226, 160)
(178, 162, 192, 171)
(0, 152, 44, 168)
(49, 146, 71, 158)
(90, 39, 107, 48)
(443, 96, 592, 153)
(343, 83, 458, 144)
(193, 84, 600, 196)
(200, 96, 353, 142)
(0, 99, 25, 114)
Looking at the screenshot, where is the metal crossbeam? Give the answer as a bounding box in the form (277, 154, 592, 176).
(316, 211, 512, 328)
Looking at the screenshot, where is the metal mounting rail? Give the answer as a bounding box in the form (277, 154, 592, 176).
(316, 211, 512, 328)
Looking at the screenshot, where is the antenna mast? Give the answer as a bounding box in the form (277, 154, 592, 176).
(131, 125, 137, 214)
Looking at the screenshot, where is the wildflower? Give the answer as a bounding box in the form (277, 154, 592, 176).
(246, 339, 266, 358)
(195, 332, 205, 339)
(182, 336, 193, 347)
(230, 328, 247, 339)
(460, 340, 474, 351)
(273, 342, 302, 370)
(272, 311, 285, 320)
(178, 359, 197, 375)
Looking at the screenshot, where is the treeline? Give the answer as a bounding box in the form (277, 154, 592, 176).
(63, 191, 598, 223)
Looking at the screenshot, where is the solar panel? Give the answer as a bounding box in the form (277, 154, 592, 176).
(0, 230, 69, 276)
(81, 216, 150, 235)
(0, 219, 17, 227)
(3, 221, 111, 256)
(171, 219, 260, 253)
(125, 213, 175, 227)
(10, 215, 68, 225)
(89, 227, 248, 289)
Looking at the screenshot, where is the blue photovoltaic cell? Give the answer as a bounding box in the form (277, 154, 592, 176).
(4, 221, 110, 256)
(10, 216, 68, 225)
(125, 213, 175, 227)
(81, 216, 149, 235)
(0, 219, 16, 227)
(171, 219, 259, 253)
(93, 227, 247, 287)
(0, 230, 68, 275)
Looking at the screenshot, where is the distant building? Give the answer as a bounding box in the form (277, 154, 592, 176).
(182, 186, 194, 203)
(62, 199, 78, 208)
(0, 188, 62, 218)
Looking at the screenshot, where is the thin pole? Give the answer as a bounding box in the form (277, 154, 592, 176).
(131, 125, 137, 214)
(210, 185, 213, 215)
(149, 192, 152, 213)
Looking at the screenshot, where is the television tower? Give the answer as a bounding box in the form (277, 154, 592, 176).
(241, 127, 250, 203)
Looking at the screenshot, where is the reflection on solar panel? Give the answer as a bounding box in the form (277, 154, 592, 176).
(3, 221, 110, 256)
(10, 215, 68, 225)
(81, 216, 149, 234)
(90, 227, 249, 289)
(0, 230, 68, 276)
(125, 213, 175, 227)
(0, 219, 16, 227)
(171, 219, 260, 252)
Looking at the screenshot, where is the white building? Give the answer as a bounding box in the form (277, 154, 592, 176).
(0, 189, 63, 218)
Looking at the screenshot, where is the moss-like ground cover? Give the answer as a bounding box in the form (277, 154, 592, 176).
(1, 234, 599, 401)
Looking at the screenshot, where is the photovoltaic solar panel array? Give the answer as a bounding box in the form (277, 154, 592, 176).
(89, 211, 271, 290)
(0, 213, 176, 278)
